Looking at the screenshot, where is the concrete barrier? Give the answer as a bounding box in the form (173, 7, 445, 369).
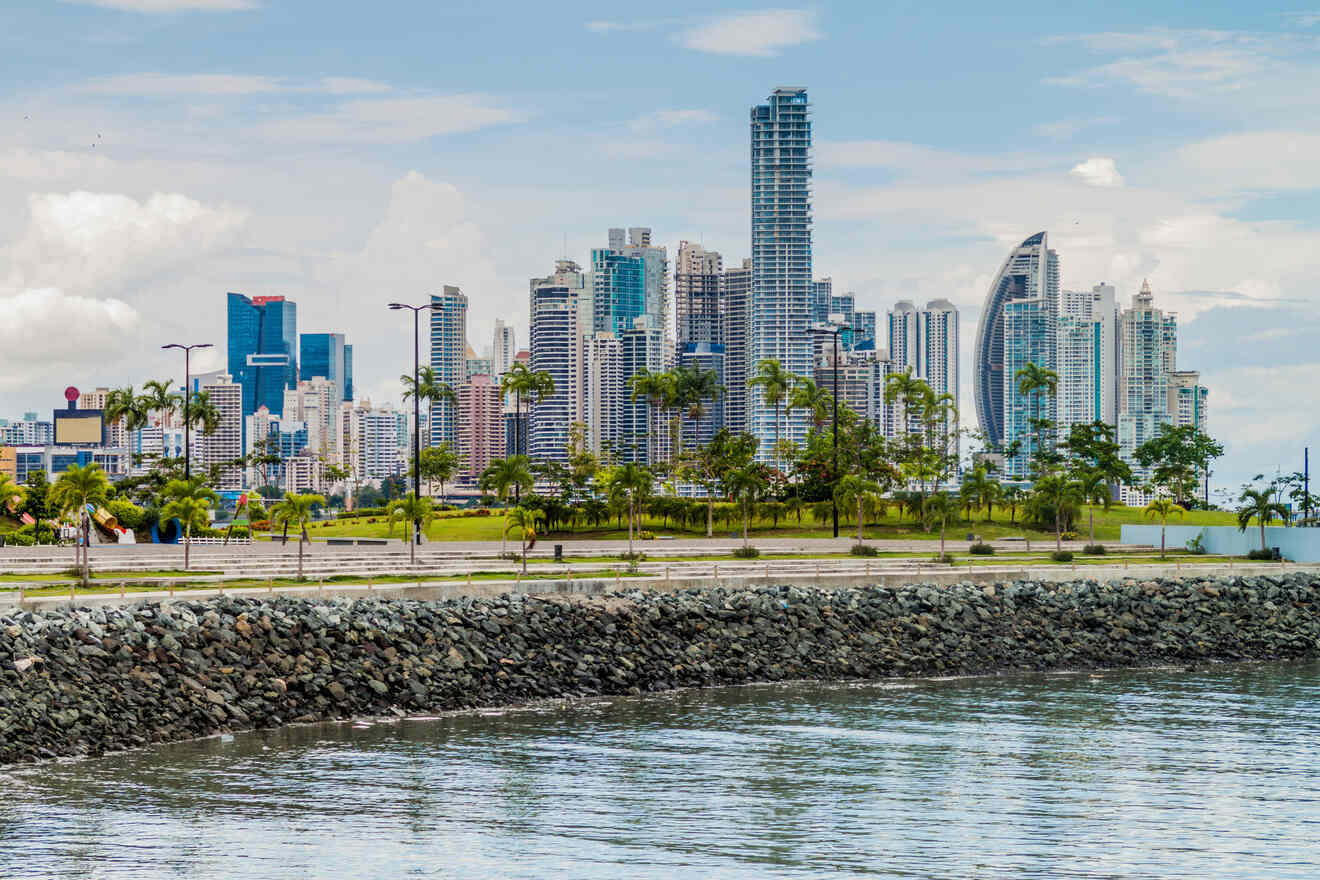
(1122, 524, 1320, 562)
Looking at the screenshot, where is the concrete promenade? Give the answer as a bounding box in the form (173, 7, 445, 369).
(3, 558, 1314, 614)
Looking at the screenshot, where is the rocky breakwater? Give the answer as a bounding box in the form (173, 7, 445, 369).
(3, 572, 1320, 765)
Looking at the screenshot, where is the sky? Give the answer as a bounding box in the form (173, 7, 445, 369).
(1, 0, 1318, 494)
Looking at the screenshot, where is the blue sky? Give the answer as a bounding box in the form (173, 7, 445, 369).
(1, 0, 1318, 491)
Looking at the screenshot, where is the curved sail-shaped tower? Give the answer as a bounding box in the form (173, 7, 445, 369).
(973, 232, 1058, 451)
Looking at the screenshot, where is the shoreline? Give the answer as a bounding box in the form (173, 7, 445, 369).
(2, 572, 1318, 766)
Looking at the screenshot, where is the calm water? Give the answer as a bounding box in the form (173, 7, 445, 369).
(3, 663, 1319, 879)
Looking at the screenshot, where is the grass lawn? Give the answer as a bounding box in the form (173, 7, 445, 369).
(0, 569, 221, 582)
(293, 505, 1239, 544)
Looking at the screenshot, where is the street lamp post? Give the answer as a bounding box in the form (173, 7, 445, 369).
(161, 342, 214, 483)
(810, 321, 851, 540)
(388, 301, 437, 547)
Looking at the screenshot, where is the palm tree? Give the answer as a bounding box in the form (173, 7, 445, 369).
(140, 379, 181, 425)
(787, 376, 832, 431)
(980, 479, 1003, 523)
(270, 492, 325, 581)
(922, 491, 959, 559)
(834, 475, 881, 546)
(1237, 487, 1289, 554)
(387, 493, 436, 566)
(1078, 468, 1111, 546)
(604, 462, 652, 555)
(0, 475, 25, 518)
(1034, 474, 1085, 552)
(49, 463, 111, 588)
(673, 364, 722, 453)
(724, 462, 768, 551)
(159, 478, 218, 571)
(1014, 361, 1059, 465)
(1003, 485, 1023, 525)
(401, 366, 456, 450)
(1144, 497, 1186, 560)
(749, 359, 793, 469)
(478, 456, 534, 552)
(186, 390, 222, 436)
(504, 506, 544, 575)
(629, 368, 676, 466)
(883, 368, 928, 435)
(105, 385, 150, 434)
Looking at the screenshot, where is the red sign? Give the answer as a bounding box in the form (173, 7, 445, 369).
(64, 386, 80, 402)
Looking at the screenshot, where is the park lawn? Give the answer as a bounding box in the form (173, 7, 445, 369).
(0, 569, 221, 582)
(296, 504, 1238, 544)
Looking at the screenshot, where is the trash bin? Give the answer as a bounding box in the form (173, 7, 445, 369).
(554, 544, 563, 562)
(1272, 547, 1282, 561)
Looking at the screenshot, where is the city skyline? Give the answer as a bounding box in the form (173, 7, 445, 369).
(2, 2, 1318, 491)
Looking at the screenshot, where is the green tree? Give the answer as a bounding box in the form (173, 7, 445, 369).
(105, 385, 150, 434)
(1077, 468, 1112, 546)
(185, 389, 222, 436)
(1014, 361, 1059, 470)
(629, 367, 676, 466)
(834, 474, 882, 546)
(1236, 486, 1289, 554)
(418, 444, 461, 504)
(479, 456, 534, 551)
(0, 474, 26, 518)
(787, 376, 832, 430)
(1033, 474, 1085, 552)
(500, 361, 555, 462)
(1060, 421, 1132, 491)
(159, 478, 218, 571)
(270, 492, 325, 580)
(503, 506, 544, 574)
(673, 363, 722, 454)
(401, 365, 456, 451)
(1135, 425, 1224, 507)
(1143, 497, 1186, 560)
(1002, 485, 1023, 526)
(49, 463, 111, 587)
(922, 491, 959, 559)
(724, 461, 769, 550)
(387, 493, 437, 566)
(139, 379, 181, 419)
(749, 359, 794, 472)
(602, 462, 653, 555)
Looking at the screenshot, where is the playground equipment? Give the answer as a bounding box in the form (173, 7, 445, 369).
(151, 518, 182, 545)
(87, 504, 136, 544)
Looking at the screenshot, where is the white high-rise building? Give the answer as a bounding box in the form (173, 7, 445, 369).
(429, 285, 468, 449)
(529, 280, 585, 464)
(1169, 370, 1208, 432)
(492, 318, 516, 379)
(721, 258, 753, 436)
(750, 87, 813, 463)
(1056, 283, 1118, 437)
(885, 299, 959, 458)
(194, 374, 244, 490)
(1118, 279, 1178, 478)
(585, 333, 624, 459)
(282, 376, 339, 463)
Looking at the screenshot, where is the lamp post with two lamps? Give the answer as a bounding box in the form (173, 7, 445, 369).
(161, 342, 213, 483)
(809, 318, 851, 539)
(387, 301, 437, 547)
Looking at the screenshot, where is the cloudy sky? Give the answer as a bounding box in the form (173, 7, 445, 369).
(1, 0, 1317, 491)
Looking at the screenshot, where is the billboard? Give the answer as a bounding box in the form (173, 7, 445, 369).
(54, 413, 104, 445)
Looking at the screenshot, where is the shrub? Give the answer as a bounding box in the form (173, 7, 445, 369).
(1247, 548, 1278, 561)
(1061, 531, 1078, 542)
(367, 518, 377, 524)
(251, 519, 271, 531)
(498, 551, 520, 561)
(0, 531, 34, 546)
(1083, 543, 1107, 555)
(475, 508, 491, 517)
(968, 542, 995, 556)
(1051, 550, 1074, 562)
(638, 530, 656, 540)
(618, 551, 646, 562)
(850, 543, 879, 557)
(1185, 533, 1207, 555)
(931, 552, 955, 564)
(732, 546, 760, 559)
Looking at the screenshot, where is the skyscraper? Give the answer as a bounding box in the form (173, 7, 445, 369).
(750, 86, 813, 461)
(1169, 370, 1208, 432)
(1118, 280, 1178, 474)
(887, 299, 960, 453)
(1056, 283, 1117, 436)
(675, 241, 726, 448)
(721, 258, 753, 436)
(227, 292, 298, 418)
(456, 373, 505, 480)
(973, 232, 1059, 461)
(429, 285, 468, 449)
(590, 247, 646, 336)
(492, 319, 516, 378)
(528, 282, 584, 464)
(300, 332, 351, 403)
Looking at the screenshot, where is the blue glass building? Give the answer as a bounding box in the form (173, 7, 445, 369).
(590, 249, 646, 337)
(227, 292, 298, 417)
(300, 332, 352, 401)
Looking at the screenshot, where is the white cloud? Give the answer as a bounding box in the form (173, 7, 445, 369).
(0, 289, 139, 388)
(257, 95, 519, 145)
(1031, 116, 1118, 139)
(1070, 156, 1124, 188)
(318, 77, 392, 95)
(628, 109, 718, 132)
(585, 19, 666, 34)
(82, 73, 281, 96)
(62, 0, 257, 12)
(678, 9, 822, 57)
(2, 190, 247, 296)
(1176, 131, 1320, 191)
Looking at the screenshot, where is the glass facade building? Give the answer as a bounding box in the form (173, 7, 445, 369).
(429, 286, 468, 449)
(227, 292, 298, 418)
(300, 332, 351, 402)
(750, 87, 813, 462)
